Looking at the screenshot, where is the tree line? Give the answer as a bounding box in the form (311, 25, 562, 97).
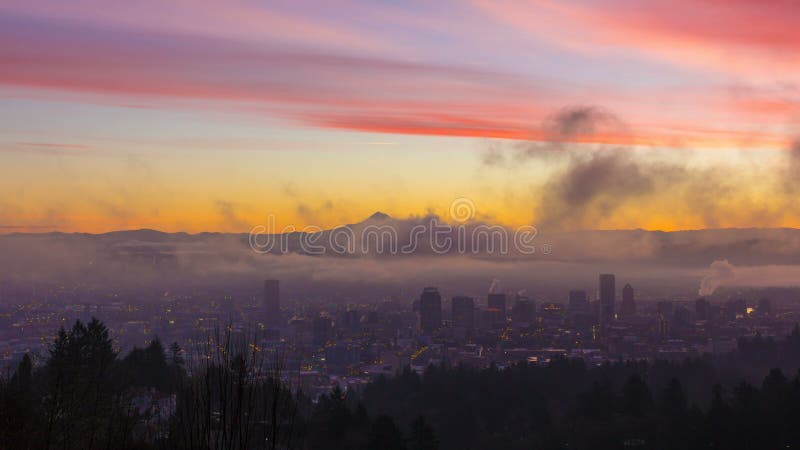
(4, 319, 800, 449)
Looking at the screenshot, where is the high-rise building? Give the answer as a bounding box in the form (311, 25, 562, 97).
(620, 283, 635, 318)
(726, 298, 747, 319)
(568, 290, 593, 328)
(657, 300, 674, 317)
(264, 279, 280, 326)
(569, 290, 589, 313)
(599, 274, 615, 323)
(695, 297, 709, 321)
(673, 304, 691, 328)
(338, 309, 361, 333)
(658, 317, 670, 336)
(758, 298, 772, 317)
(512, 296, 533, 325)
(313, 314, 333, 346)
(540, 302, 564, 326)
(451, 296, 475, 330)
(488, 293, 507, 321)
(419, 287, 442, 333)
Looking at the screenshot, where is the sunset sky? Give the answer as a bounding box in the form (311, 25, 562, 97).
(1, 0, 799, 233)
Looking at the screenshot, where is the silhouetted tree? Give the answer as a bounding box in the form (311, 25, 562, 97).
(170, 325, 299, 450)
(42, 318, 130, 450)
(622, 373, 653, 417)
(123, 336, 171, 390)
(368, 415, 406, 450)
(170, 341, 184, 367)
(10, 353, 32, 393)
(0, 353, 36, 448)
(11, 320, 800, 449)
(409, 415, 438, 450)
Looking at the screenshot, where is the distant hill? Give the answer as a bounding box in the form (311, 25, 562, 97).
(4, 213, 800, 266)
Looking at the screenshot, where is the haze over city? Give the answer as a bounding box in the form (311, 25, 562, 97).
(3, 1, 800, 449)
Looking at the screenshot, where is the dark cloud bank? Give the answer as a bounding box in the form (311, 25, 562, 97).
(4, 221, 800, 299)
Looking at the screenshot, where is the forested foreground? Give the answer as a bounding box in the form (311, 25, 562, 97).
(4, 320, 800, 449)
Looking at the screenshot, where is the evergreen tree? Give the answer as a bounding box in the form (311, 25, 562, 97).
(622, 373, 653, 417)
(43, 318, 122, 450)
(170, 341, 184, 367)
(368, 415, 406, 450)
(658, 378, 687, 419)
(409, 415, 438, 450)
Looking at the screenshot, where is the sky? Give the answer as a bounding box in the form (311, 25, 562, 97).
(1, 0, 799, 233)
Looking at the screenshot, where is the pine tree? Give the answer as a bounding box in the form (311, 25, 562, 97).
(368, 415, 406, 450)
(409, 415, 438, 450)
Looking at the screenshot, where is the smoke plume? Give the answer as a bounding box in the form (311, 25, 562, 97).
(699, 259, 736, 296)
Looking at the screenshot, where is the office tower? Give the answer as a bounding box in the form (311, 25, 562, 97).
(313, 314, 333, 346)
(598, 274, 615, 323)
(758, 298, 772, 317)
(512, 296, 533, 325)
(540, 302, 564, 324)
(264, 279, 280, 326)
(488, 293, 507, 321)
(695, 297, 709, 321)
(568, 290, 589, 313)
(620, 283, 636, 318)
(657, 300, 674, 317)
(658, 317, 670, 336)
(673, 304, 691, 328)
(568, 290, 592, 328)
(419, 287, 442, 333)
(452, 296, 475, 330)
(338, 308, 361, 333)
(725, 298, 746, 319)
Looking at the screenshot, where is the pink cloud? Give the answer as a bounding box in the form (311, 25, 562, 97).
(0, 6, 795, 149)
(475, 0, 800, 80)
(0, 14, 555, 137)
(0, 0, 386, 55)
